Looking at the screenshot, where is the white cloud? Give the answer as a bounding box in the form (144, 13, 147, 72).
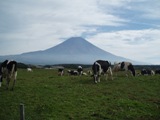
(0, 0, 127, 54)
(87, 29, 160, 64)
(134, 0, 160, 19)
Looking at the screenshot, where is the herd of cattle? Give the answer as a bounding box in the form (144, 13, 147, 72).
(0, 59, 160, 90)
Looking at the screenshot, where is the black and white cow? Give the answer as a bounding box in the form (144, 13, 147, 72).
(27, 68, 33, 72)
(113, 61, 135, 76)
(141, 69, 155, 75)
(77, 66, 83, 76)
(92, 60, 113, 83)
(68, 70, 79, 76)
(58, 67, 64, 76)
(0, 60, 17, 90)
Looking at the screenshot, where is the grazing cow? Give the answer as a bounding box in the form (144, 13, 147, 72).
(68, 70, 79, 76)
(141, 69, 155, 75)
(58, 67, 64, 76)
(27, 68, 33, 72)
(77, 66, 83, 76)
(92, 60, 113, 83)
(82, 72, 87, 76)
(113, 61, 135, 76)
(0, 60, 17, 90)
(155, 69, 160, 74)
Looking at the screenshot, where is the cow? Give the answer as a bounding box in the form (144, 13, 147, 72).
(141, 69, 155, 75)
(92, 60, 113, 83)
(82, 72, 87, 76)
(67, 70, 79, 76)
(27, 68, 33, 72)
(0, 60, 17, 90)
(113, 61, 135, 76)
(77, 66, 83, 76)
(155, 69, 160, 74)
(58, 67, 64, 76)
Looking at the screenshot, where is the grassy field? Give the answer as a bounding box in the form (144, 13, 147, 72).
(0, 68, 160, 120)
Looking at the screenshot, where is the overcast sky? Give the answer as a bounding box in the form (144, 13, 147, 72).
(0, 0, 160, 64)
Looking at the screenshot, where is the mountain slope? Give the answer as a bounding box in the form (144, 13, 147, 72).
(0, 37, 143, 65)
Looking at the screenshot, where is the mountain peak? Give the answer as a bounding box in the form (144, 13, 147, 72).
(67, 37, 86, 41)
(45, 37, 109, 55)
(61, 37, 90, 45)
(0, 37, 144, 65)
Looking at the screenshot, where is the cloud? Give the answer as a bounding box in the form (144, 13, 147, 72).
(87, 29, 160, 64)
(132, 0, 160, 20)
(0, 0, 128, 54)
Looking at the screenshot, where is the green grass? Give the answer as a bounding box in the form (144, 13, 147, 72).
(0, 69, 160, 120)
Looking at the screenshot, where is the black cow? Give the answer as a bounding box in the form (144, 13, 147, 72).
(92, 60, 113, 83)
(0, 60, 17, 90)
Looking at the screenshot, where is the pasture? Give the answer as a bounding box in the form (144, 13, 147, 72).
(0, 68, 160, 120)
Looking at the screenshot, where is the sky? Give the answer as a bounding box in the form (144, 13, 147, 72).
(0, 0, 160, 64)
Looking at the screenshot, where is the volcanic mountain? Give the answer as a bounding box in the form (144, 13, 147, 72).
(0, 37, 141, 65)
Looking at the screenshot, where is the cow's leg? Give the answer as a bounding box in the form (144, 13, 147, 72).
(11, 79, 16, 91)
(126, 70, 133, 77)
(6, 77, 10, 90)
(109, 72, 113, 80)
(103, 73, 107, 81)
(125, 70, 129, 77)
(98, 75, 100, 82)
(61, 71, 64, 76)
(94, 75, 97, 83)
(11, 72, 17, 90)
(107, 67, 113, 80)
(110, 71, 113, 80)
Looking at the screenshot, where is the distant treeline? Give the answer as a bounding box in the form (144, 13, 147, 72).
(0, 62, 160, 70)
(54, 64, 91, 69)
(43, 64, 160, 70)
(134, 65, 160, 70)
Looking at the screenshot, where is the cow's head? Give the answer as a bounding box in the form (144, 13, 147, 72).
(113, 62, 121, 72)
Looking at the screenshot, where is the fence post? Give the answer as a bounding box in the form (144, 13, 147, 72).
(20, 103, 25, 120)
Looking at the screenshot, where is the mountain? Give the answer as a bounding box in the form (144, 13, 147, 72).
(0, 37, 144, 65)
